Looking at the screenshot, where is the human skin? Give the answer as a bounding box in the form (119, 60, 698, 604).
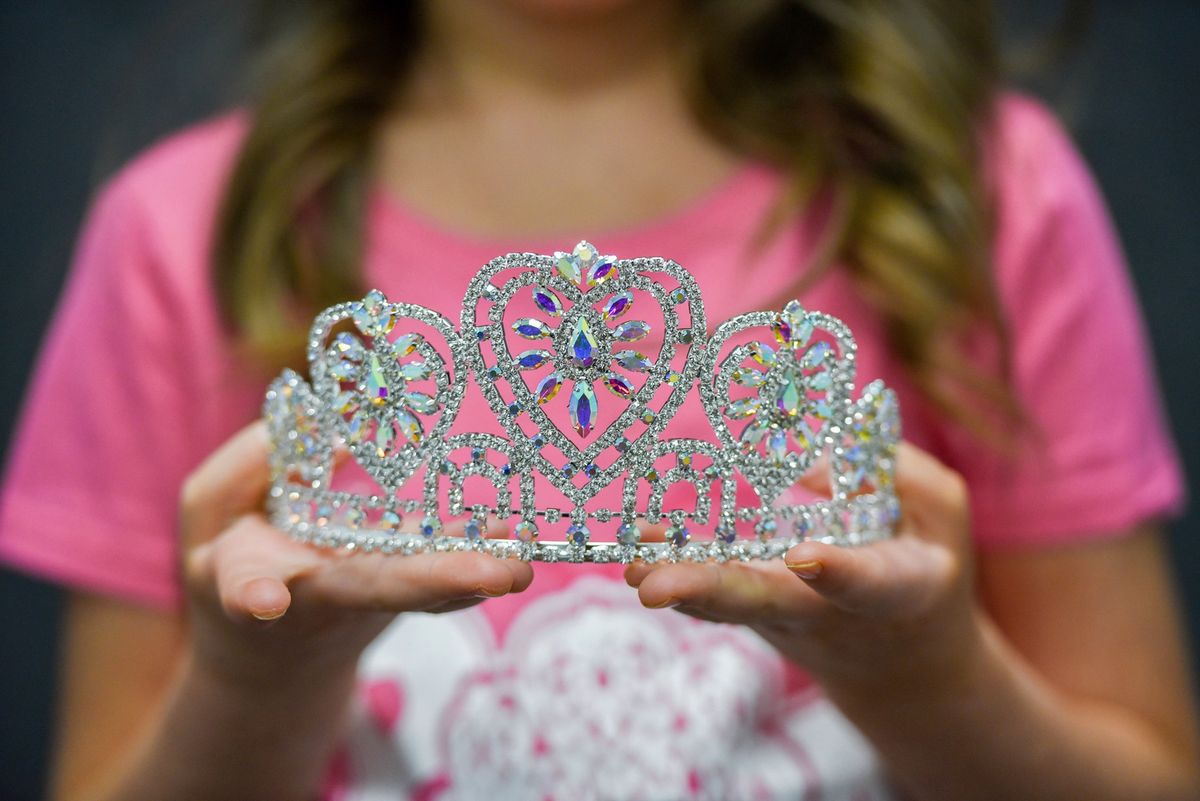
(48, 2, 1200, 800)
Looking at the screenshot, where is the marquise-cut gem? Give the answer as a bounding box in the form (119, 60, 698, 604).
(395, 408, 424, 444)
(602, 291, 633, 320)
(535, 373, 562, 405)
(731, 367, 764, 387)
(513, 318, 553, 339)
(375, 423, 395, 457)
(604, 372, 633, 398)
(398, 361, 432, 381)
(569, 317, 598, 368)
(614, 320, 650, 341)
(726, 397, 760, 419)
(801, 341, 832, 369)
(740, 420, 768, 447)
(568, 381, 598, 437)
(331, 332, 365, 360)
(334, 391, 358, 415)
(514, 349, 552, 370)
(532, 286, 563, 317)
(403, 391, 437, 415)
(587, 255, 617, 287)
(613, 350, 652, 372)
(810, 370, 833, 391)
(778, 300, 810, 348)
(365, 353, 390, 406)
(392, 333, 422, 357)
(749, 342, 776, 367)
(767, 428, 788, 465)
(329, 359, 358, 381)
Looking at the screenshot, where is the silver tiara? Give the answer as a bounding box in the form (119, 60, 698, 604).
(264, 241, 900, 563)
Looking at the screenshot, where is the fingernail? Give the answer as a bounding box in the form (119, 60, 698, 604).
(251, 608, 285, 621)
(475, 587, 507, 598)
(647, 597, 680, 609)
(785, 560, 823, 580)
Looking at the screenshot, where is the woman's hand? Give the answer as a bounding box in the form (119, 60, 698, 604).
(180, 421, 534, 687)
(624, 442, 983, 698)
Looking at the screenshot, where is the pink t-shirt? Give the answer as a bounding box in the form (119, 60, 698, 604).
(0, 94, 1185, 799)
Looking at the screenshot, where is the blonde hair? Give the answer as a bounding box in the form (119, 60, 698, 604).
(215, 0, 1014, 432)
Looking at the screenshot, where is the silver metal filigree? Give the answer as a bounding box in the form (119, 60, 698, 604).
(263, 241, 902, 562)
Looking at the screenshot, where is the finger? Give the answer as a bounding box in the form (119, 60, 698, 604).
(633, 561, 822, 623)
(783, 536, 957, 617)
(893, 442, 970, 539)
(797, 453, 832, 497)
(180, 421, 273, 548)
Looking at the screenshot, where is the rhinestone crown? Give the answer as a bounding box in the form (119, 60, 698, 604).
(264, 242, 900, 563)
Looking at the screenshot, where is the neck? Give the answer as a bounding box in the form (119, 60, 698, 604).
(410, 0, 686, 107)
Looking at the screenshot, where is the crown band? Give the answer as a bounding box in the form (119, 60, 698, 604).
(264, 241, 901, 563)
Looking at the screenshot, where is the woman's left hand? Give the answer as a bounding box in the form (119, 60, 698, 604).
(625, 442, 985, 699)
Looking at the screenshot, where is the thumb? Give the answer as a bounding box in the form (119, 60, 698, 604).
(783, 536, 956, 617)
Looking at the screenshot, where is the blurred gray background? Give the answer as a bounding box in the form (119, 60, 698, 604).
(1, 2, 1197, 798)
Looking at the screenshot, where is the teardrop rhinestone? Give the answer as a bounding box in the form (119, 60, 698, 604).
(555, 251, 582, 284)
(601, 291, 633, 320)
(774, 300, 810, 348)
(767, 428, 789, 465)
(613, 350, 652, 372)
(513, 318, 554, 339)
(403, 391, 437, 415)
(514, 349, 552, 370)
(395, 407, 424, 444)
(365, 353, 391, 406)
(398, 360, 432, 381)
(731, 367, 765, 387)
(603, 372, 634, 398)
(587, 255, 617, 287)
(392, 332, 423, 357)
(748, 342, 776, 367)
(532, 286, 564, 317)
(354, 290, 396, 336)
(726, 397, 761, 419)
(568, 381, 598, 437)
(568, 317, 599, 368)
(801, 341, 832, 370)
(535, 372, 563, 405)
(775, 373, 804, 417)
(614, 320, 650, 342)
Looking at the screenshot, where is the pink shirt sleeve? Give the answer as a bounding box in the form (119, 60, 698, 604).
(0, 120, 252, 606)
(950, 96, 1186, 548)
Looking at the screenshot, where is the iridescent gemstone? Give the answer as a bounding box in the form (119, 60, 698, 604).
(613, 437, 630, 452)
(604, 372, 633, 398)
(507, 401, 522, 417)
(514, 521, 539, 543)
(392, 332, 423, 357)
(613, 320, 650, 341)
(677, 453, 693, 469)
(583, 463, 599, 478)
(375, 423, 394, 457)
(513, 318, 553, 339)
(775, 374, 803, 417)
(471, 447, 485, 462)
(665, 371, 683, 385)
(801, 341, 832, 370)
(677, 329, 694, 344)
(774, 300, 810, 348)
(554, 243, 586, 284)
(561, 463, 577, 478)
(334, 390, 358, 415)
(420, 515, 442, 538)
(365, 353, 390, 406)
(535, 372, 562, 405)
(354, 289, 396, 336)
(726, 397, 760, 418)
(602, 291, 633, 320)
(465, 518, 485, 541)
(740, 420, 768, 448)
(395, 407, 424, 444)
(755, 518, 778, 541)
(666, 525, 690, 547)
(640, 409, 656, 425)
(568, 317, 599, 368)
(767, 428, 788, 465)
(616, 522, 641, 545)
(749, 342, 776, 367)
(329, 359, 358, 381)
(613, 350, 652, 372)
(715, 523, 737, 544)
(587, 255, 617, 287)
(486, 365, 502, 381)
(669, 287, 688, 304)
(731, 367, 764, 387)
(331, 332, 365, 360)
(381, 509, 402, 527)
(514, 349, 552, 370)
(403, 391, 437, 414)
(400, 361, 432, 381)
(566, 523, 590, 546)
(644, 468, 659, 482)
(810, 370, 833, 391)
(346, 412, 368, 443)
(532, 286, 564, 317)
(568, 381, 598, 437)
(474, 325, 490, 342)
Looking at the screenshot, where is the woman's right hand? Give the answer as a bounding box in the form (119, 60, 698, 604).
(179, 421, 533, 688)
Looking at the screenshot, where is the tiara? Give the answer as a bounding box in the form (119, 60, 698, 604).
(264, 241, 900, 563)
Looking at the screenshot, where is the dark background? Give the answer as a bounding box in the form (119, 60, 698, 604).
(1, 2, 1197, 798)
